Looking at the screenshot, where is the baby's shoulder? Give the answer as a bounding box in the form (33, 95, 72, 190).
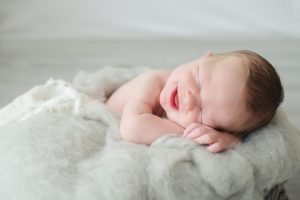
(125, 69, 170, 100)
(137, 69, 171, 82)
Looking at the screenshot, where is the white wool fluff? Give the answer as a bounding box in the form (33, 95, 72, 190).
(0, 66, 299, 200)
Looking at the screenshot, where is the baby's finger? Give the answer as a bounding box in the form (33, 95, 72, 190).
(193, 133, 216, 145)
(206, 143, 225, 153)
(185, 128, 207, 139)
(183, 123, 201, 136)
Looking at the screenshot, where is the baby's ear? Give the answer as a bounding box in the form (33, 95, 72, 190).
(202, 51, 214, 58)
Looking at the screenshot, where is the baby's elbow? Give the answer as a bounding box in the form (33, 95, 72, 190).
(120, 128, 135, 142)
(120, 121, 142, 144)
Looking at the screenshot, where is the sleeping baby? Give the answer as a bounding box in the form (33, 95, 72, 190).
(106, 50, 284, 153)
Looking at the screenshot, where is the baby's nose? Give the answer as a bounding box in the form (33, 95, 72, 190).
(184, 90, 196, 111)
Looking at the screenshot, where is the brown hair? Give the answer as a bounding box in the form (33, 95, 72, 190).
(222, 50, 284, 137)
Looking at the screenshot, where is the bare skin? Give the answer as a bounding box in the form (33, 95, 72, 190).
(106, 52, 254, 153)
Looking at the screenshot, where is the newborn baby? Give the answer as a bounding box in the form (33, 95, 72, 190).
(106, 50, 284, 153)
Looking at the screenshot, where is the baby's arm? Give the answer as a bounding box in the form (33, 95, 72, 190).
(121, 100, 184, 144)
(119, 70, 184, 145)
(183, 123, 241, 153)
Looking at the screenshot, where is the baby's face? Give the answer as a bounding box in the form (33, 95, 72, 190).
(160, 52, 254, 132)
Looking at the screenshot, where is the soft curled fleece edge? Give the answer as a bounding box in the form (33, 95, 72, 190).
(0, 66, 299, 200)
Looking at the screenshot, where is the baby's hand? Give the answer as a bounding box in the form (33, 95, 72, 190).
(183, 123, 241, 153)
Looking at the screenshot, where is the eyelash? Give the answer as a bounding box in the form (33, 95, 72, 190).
(215, 128, 224, 132)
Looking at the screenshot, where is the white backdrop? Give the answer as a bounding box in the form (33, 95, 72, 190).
(0, 0, 300, 40)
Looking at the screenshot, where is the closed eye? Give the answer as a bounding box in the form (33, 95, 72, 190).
(215, 127, 225, 132)
(215, 127, 235, 134)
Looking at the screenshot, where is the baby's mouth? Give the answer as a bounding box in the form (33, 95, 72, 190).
(170, 87, 179, 110)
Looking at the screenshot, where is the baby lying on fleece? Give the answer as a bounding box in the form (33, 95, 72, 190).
(106, 50, 284, 153)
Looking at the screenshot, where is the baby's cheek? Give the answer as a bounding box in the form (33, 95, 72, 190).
(179, 115, 196, 128)
(159, 92, 166, 106)
(189, 109, 202, 124)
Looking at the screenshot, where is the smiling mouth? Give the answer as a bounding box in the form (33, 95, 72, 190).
(170, 87, 179, 110)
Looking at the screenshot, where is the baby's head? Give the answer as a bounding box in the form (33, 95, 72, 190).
(222, 50, 284, 136)
(160, 50, 284, 137)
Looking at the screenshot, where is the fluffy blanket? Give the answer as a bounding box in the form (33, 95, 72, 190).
(0, 67, 299, 200)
